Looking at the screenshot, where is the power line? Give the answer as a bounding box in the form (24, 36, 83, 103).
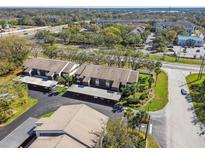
(198, 54, 205, 80)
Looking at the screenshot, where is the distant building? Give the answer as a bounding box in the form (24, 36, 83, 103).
(177, 35, 204, 47)
(153, 20, 197, 34)
(30, 104, 109, 148)
(129, 25, 146, 34)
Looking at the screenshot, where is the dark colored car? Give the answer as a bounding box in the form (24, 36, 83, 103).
(112, 104, 123, 113)
(181, 89, 188, 95)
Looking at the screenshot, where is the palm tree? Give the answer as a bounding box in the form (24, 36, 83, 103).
(155, 67, 161, 85)
(148, 77, 154, 89)
(123, 108, 134, 129)
(0, 98, 11, 121)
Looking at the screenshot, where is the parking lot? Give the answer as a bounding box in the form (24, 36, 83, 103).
(173, 46, 205, 59)
(0, 85, 122, 140)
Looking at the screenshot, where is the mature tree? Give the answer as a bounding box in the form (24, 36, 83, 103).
(64, 75, 76, 86)
(44, 34, 56, 45)
(42, 44, 58, 59)
(148, 77, 154, 89)
(0, 37, 29, 67)
(35, 30, 50, 40)
(153, 35, 167, 51)
(173, 25, 188, 35)
(103, 26, 123, 47)
(102, 119, 144, 148)
(155, 61, 162, 68)
(154, 61, 162, 85)
(124, 108, 135, 129)
(59, 29, 71, 43)
(114, 45, 127, 68)
(29, 42, 42, 58)
(0, 96, 13, 123)
(124, 33, 142, 47)
(155, 67, 161, 84)
(166, 30, 177, 43)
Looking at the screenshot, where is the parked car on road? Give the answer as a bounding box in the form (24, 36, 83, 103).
(181, 89, 188, 95)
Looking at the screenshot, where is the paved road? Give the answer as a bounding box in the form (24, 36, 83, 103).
(162, 62, 200, 72)
(142, 33, 155, 54)
(0, 88, 122, 140)
(151, 68, 205, 148)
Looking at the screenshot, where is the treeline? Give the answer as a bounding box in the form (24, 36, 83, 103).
(152, 25, 189, 51)
(0, 8, 205, 27)
(36, 23, 151, 48)
(40, 43, 158, 72)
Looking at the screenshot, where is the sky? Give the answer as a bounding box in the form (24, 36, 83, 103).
(0, 0, 205, 7)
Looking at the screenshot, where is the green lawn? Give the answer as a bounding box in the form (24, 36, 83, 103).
(139, 131, 160, 148)
(186, 73, 205, 124)
(41, 111, 54, 118)
(146, 134, 160, 148)
(0, 68, 38, 126)
(149, 54, 202, 65)
(186, 73, 205, 85)
(141, 70, 168, 111)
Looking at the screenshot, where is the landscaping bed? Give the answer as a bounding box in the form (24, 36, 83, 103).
(120, 70, 168, 111)
(186, 73, 205, 124)
(120, 73, 153, 109)
(142, 70, 168, 111)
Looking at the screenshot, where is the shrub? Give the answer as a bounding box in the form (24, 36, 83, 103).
(140, 93, 148, 100)
(56, 76, 66, 85)
(127, 97, 140, 104)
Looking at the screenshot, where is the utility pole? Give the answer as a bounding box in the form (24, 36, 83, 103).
(198, 54, 205, 80)
(144, 115, 151, 141)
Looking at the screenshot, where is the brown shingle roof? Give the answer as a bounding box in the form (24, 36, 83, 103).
(75, 63, 87, 76)
(34, 104, 109, 148)
(61, 62, 77, 74)
(24, 58, 68, 75)
(77, 64, 138, 84)
(127, 71, 139, 83)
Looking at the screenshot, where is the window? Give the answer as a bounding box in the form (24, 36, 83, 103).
(76, 75, 80, 79)
(37, 70, 40, 75)
(106, 81, 110, 88)
(95, 79, 99, 86)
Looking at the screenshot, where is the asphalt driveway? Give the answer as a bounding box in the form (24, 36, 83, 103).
(0, 86, 122, 140)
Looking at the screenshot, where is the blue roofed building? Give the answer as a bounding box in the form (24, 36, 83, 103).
(177, 35, 204, 47)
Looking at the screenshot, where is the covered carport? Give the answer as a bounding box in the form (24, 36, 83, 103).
(0, 118, 37, 148)
(67, 84, 121, 102)
(19, 76, 57, 88)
